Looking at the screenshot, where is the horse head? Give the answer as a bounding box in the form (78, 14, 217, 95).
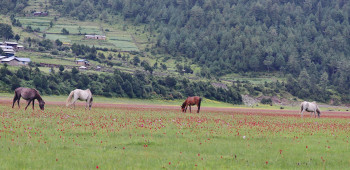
(39, 100, 45, 110)
(89, 97, 93, 110)
(181, 102, 186, 112)
(316, 108, 321, 118)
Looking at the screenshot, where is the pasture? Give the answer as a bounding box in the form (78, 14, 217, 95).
(0, 97, 349, 169)
(16, 16, 140, 51)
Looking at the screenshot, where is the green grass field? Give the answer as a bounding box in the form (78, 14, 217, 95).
(17, 17, 53, 32)
(0, 93, 349, 169)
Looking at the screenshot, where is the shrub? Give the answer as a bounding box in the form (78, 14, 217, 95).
(261, 98, 272, 105)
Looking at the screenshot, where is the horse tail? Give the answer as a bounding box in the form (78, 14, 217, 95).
(66, 91, 74, 107)
(198, 97, 202, 112)
(300, 104, 303, 112)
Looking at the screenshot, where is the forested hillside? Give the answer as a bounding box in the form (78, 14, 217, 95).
(47, 0, 350, 103)
(3, 0, 350, 104)
(0, 0, 28, 14)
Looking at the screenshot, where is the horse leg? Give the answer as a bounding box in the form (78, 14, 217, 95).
(17, 97, 21, 108)
(32, 99, 35, 110)
(72, 96, 79, 109)
(12, 94, 18, 108)
(300, 109, 304, 118)
(189, 105, 191, 113)
(25, 100, 32, 110)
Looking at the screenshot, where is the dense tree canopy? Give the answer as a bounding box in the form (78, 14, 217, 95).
(0, 23, 14, 40)
(49, 0, 350, 102)
(0, 0, 28, 14)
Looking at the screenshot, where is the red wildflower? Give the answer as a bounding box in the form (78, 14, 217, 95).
(266, 161, 268, 165)
(96, 165, 99, 169)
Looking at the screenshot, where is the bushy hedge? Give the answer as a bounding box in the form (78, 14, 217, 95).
(0, 64, 242, 104)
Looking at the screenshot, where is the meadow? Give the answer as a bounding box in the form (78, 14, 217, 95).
(0, 96, 349, 169)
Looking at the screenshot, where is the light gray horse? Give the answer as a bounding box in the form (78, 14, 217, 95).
(300, 101, 321, 118)
(66, 89, 93, 110)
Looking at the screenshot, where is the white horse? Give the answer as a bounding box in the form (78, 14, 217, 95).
(300, 101, 321, 118)
(66, 89, 93, 110)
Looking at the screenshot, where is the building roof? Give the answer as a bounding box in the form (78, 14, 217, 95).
(0, 45, 14, 49)
(85, 35, 106, 38)
(3, 49, 14, 52)
(79, 66, 87, 69)
(5, 41, 18, 45)
(16, 58, 31, 62)
(34, 11, 47, 14)
(1, 57, 31, 62)
(1, 56, 15, 62)
(0, 56, 7, 59)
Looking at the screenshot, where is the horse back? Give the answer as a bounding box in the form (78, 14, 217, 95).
(17, 87, 38, 100)
(186, 96, 201, 105)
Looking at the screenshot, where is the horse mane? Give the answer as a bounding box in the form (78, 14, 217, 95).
(33, 88, 43, 101)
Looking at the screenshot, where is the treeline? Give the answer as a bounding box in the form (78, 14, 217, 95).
(0, 64, 242, 104)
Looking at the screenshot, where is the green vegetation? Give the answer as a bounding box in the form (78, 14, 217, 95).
(0, 64, 242, 104)
(45, 0, 350, 103)
(2, 0, 350, 104)
(0, 103, 349, 169)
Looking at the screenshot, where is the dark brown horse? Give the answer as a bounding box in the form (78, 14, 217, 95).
(12, 87, 45, 110)
(181, 96, 202, 113)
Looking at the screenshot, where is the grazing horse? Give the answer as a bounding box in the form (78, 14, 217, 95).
(300, 101, 321, 118)
(12, 87, 45, 110)
(181, 96, 202, 113)
(66, 89, 93, 110)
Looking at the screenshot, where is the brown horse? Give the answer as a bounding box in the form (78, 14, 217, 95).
(181, 96, 202, 113)
(12, 87, 45, 110)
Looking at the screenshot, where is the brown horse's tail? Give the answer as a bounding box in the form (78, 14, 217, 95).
(66, 91, 74, 107)
(198, 97, 202, 113)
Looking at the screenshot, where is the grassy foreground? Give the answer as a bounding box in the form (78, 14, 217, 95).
(0, 94, 349, 169)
